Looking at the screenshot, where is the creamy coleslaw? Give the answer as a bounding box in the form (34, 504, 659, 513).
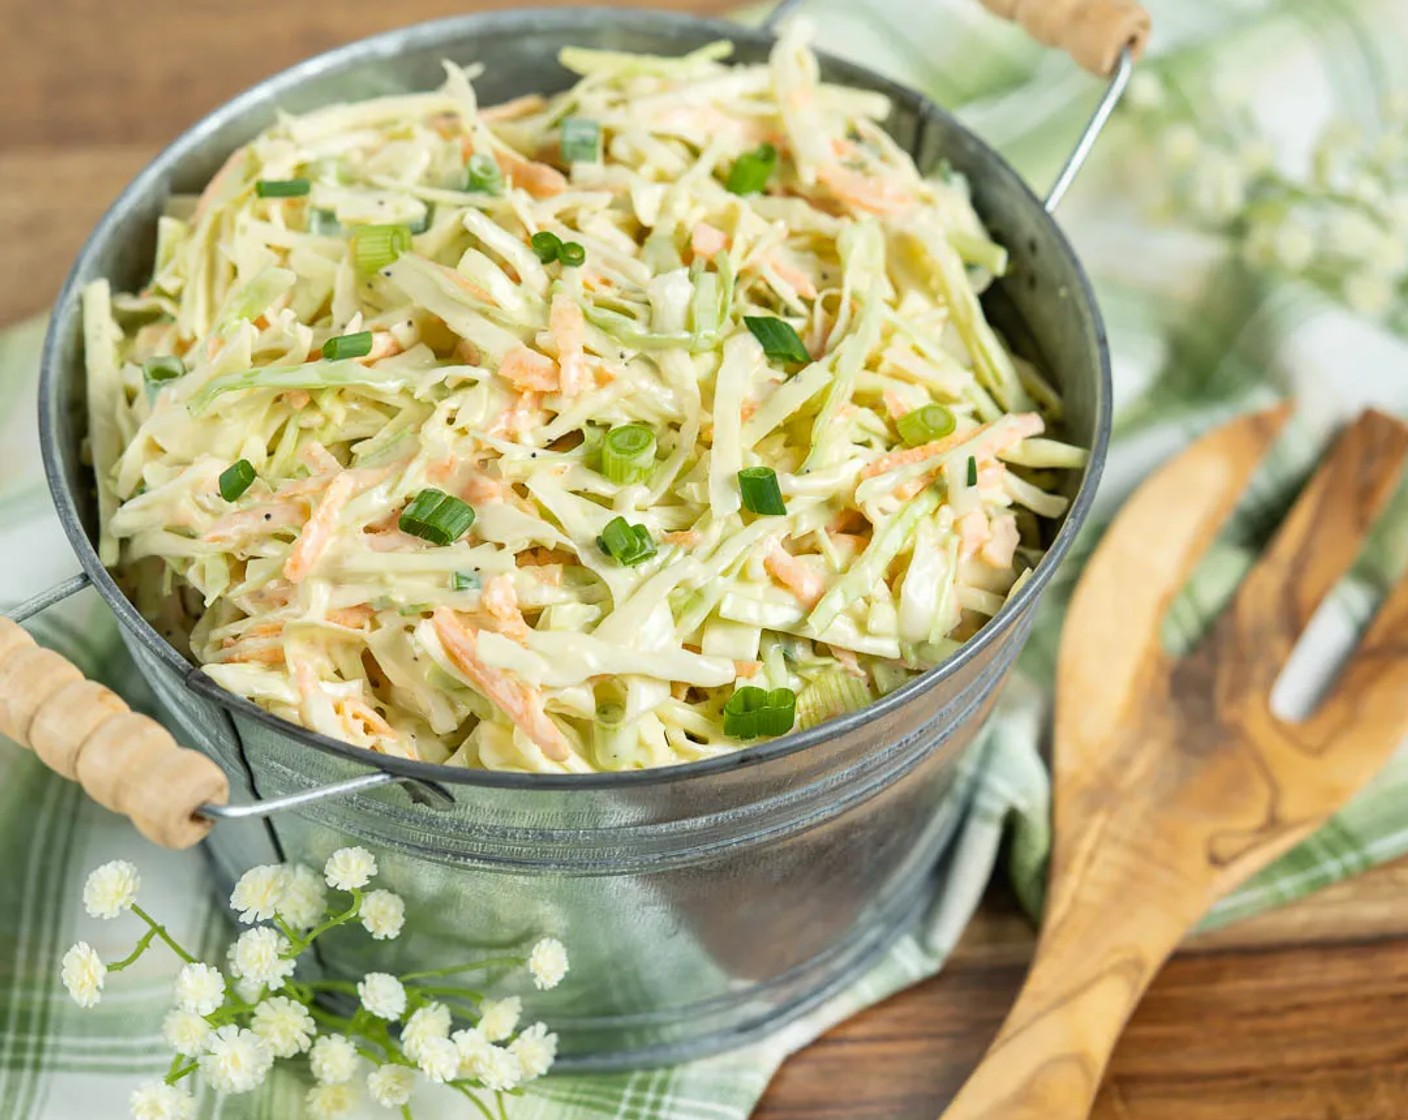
(83, 25, 1086, 773)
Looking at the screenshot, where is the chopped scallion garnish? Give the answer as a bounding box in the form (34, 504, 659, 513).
(599, 424, 657, 485)
(465, 153, 504, 195)
(142, 356, 186, 388)
(738, 466, 787, 516)
(558, 241, 587, 268)
(560, 118, 602, 164)
(597, 516, 656, 566)
(218, 459, 256, 502)
(744, 316, 809, 365)
(966, 456, 978, 486)
(399, 489, 476, 546)
(322, 331, 373, 361)
(895, 403, 957, 448)
(531, 231, 563, 263)
(726, 143, 778, 196)
(256, 178, 311, 198)
(451, 570, 481, 591)
(722, 685, 796, 739)
(795, 671, 873, 730)
(351, 223, 412, 273)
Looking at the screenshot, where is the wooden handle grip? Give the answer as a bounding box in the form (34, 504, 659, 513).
(0, 617, 227, 849)
(980, 0, 1150, 75)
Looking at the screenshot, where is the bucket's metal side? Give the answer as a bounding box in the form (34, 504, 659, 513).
(38, 8, 1112, 1069)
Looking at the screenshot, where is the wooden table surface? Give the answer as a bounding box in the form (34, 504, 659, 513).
(6, 2, 1408, 1116)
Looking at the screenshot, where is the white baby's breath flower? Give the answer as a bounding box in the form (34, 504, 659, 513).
(230, 864, 285, 924)
(200, 1025, 274, 1094)
(83, 860, 141, 920)
(1239, 138, 1276, 176)
(508, 1022, 558, 1081)
(359, 890, 405, 940)
(1189, 155, 1247, 223)
(528, 937, 569, 990)
(310, 1033, 359, 1085)
(366, 1064, 415, 1108)
(477, 1044, 523, 1092)
(452, 1026, 492, 1074)
(1162, 123, 1201, 170)
(324, 847, 377, 891)
(129, 1080, 195, 1120)
(229, 927, 296, 992)
(400, 1002, 451, 1062)
(1125, 71, 1165, 113)
(478, 996, 521, 1043)
(162, 1009, 212, 1057)
(234, 976, 265, 1004)
(173, 962, 226, 1016)
(305, 1082, 359, 1120)
(416, 1036, 461, 1084)
(357, 972, 407, 1021)
(61, 942, 105, 1008)
(276, 864, 328, 929)
(1344, 272, 1395, 317)
(251, 995, 317, 1058)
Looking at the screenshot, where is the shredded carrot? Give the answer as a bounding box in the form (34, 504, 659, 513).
(765, 541, 826, 607)
(284, 472, 355, 583)
(499, 346, 560, 392)
(432, 607, 571, 761)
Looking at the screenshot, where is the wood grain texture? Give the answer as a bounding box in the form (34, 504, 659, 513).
(8, 5, 1408, 1117)
(0, 617, 228, 848)
(940, 409, 1408, 1120)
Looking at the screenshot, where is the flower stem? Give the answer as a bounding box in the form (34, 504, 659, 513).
(398, 956, 522, 983)
(401, 984, 484, 1001)
(107, 928, 157, 972)
(130, 905, 197, 964)
(496, 1091, 510, 1120)
(303, 979, 360, 994)
(289, 890, 363, 955)
(449, 1084, 497, 1120)
(164, 1060, 198, 1086)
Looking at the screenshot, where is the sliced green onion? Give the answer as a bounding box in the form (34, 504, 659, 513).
(597, 516, 656, 566)
(966, 456, 978, 487)
(722, 685, 796, 739)
(558, 241, 587, 268)
(218, 459, 256, 502)
(256, 178, 310, 198)
(321, 331, 373, 361)
(560, 117, 602, 164)
(351, 223, 412, 273)
(309, 208, 343, 236)
(895, 403, 957, 448)
(738, 466, 787, 516)
(531, 231, 563, 263)
(592, 701, 642, 770)
(465, 153, 504, 195)
(744, 315, 809, 365)
(451, 570, 481, 591)
(726, 143, 778, 196)
(142, 355, 186, 388)
(795, 671, 873, 731)
(407, 206, 433, 236)
(399, 488, 476, 546)
(600, 424, 657, 485)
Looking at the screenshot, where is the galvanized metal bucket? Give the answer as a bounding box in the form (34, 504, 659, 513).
(24, 5, 1116, 1070)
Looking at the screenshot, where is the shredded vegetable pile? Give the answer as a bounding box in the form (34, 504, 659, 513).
(84, 26, 1087, 773)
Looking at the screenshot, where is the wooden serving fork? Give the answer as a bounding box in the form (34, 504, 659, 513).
(941, 406, 1408, 1120)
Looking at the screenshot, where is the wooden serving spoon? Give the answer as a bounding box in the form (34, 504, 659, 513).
(941, 406, 1408, 1120)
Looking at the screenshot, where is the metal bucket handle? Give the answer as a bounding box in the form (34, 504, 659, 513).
(5, 0, 1146, 847)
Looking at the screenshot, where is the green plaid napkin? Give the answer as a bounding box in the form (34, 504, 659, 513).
(5, 0, 1408, 1116)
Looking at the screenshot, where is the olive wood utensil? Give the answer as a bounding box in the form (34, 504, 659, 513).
(941, 406, 1408, 1120)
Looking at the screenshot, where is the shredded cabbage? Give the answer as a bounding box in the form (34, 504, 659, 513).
(84, 24, 1081, 773)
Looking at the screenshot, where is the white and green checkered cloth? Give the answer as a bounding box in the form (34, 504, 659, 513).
(4, 1, 1408, 1116)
